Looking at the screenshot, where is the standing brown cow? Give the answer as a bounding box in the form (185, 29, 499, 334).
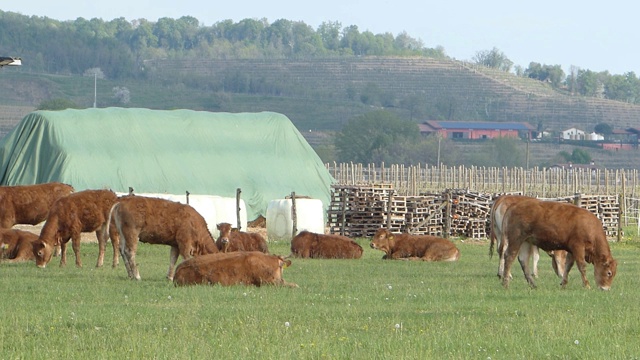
(489, 194, 568, 279)
(501, 197, 617, 290)
(33, 189, 119, 268)
(173, 251, 298, 287)
(216, 222, 269, 253)
(111, 196, 218, 281)
(0, 228, 40, 263)
(370, 228, 460, 261)
(0, 182, 74, 228)
(290, 231, 363, 259)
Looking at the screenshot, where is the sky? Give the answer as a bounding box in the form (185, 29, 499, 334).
(3, 0, 639, 76)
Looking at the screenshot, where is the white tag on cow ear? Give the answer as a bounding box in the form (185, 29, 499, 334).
(389, 235, 394, 241)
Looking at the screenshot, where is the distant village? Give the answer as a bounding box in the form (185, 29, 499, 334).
(419, 120, 640, 151)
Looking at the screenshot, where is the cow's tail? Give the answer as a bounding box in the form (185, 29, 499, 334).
(107, 202, 121, 243)
(488, 200, 497, 259)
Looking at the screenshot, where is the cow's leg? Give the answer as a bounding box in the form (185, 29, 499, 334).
(517, 242, 536, 288)
(496, 234, 506, 279)
(119, 234, 140, 280)
(59, 240, 68, 267)
(167, 246, 181, 281)
(95, 225, 107, 268)
(531, 245, 540, 278)
(501, 240, 523, 289)
(111, 235, 119, 269)
(560, 252, 575, 288)
(570, 248, 590, 289)
(71, 233, 83, 268)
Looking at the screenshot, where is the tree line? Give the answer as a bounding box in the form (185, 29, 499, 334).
(2, 10, 640, 104)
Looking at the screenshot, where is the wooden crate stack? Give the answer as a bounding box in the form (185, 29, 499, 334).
(328, 184, 395, 237)
(449, 190, 493, 239)
(581, 194, 620, 238)
(397, 194, 444, 236)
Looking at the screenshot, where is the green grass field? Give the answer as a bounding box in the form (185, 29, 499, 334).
(1, 235, 639, 359)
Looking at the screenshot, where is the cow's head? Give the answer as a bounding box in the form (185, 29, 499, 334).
(594, 256, 617, 291)
(216, 222, 233, 252)
(370, 228, 394, 255)
(32, 240, 54, 268)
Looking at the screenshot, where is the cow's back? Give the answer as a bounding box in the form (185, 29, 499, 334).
(0, 182, 74, 227)
(174, 252, 294, 287)
(0, 229, 39, 261)
(394, 234, 460, 261)
(312, 234, 363, 259)
(115, 196, 215, 252)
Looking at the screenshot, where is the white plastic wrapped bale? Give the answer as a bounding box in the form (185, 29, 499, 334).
(114, 193, 247, 237)
(266, 198, 325, 242)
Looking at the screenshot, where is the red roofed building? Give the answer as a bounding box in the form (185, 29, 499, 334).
(419, 121, 535, 140)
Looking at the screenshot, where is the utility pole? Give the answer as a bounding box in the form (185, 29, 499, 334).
(93, 72, 97, 108)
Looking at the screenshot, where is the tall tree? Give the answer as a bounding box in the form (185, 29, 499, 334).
(334, 110, 419, 163)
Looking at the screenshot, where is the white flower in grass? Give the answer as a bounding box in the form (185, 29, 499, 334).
(387, 284, 393, 290)
(285, 321, 290, 328)
(167, 295, 172, 300)
(574, 340, 579, 345)
(395, 324, 400, 330)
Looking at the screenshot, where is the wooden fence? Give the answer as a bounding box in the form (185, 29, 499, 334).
(327, 163, 639, 199)
(326, 163, 640, 239)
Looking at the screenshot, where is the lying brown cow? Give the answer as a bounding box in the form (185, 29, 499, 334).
(0, 228, 39, 263)
(111, 196, 218, 281)
(290, 231, 363, 259)
(370, 228, 460, 261)
(501, 197, 617, 290)
(33, 189, 119, 268)
(173, 251, 297, 287)
(0, 182, 74, 228)
(216, 222, 268, 253)
(489, 194, 568, 279)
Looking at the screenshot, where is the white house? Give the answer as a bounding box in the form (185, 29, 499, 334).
(562, 127, 586, 140)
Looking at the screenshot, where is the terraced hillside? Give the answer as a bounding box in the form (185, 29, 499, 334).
(145, 56, 640, 131)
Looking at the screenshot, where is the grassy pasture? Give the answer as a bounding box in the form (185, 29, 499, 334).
(1, 236, 639, 359)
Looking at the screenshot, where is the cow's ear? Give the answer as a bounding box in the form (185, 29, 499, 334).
(216, 223, 222, 230)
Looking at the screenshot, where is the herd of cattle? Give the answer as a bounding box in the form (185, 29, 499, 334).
(0, 183, 618, 290)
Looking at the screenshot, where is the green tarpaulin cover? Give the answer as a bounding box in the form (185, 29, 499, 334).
(0, 108, 334, 220)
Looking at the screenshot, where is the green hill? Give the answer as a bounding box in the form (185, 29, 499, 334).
(2, 56, 639, 160)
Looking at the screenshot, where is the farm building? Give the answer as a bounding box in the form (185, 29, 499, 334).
(0, 108, 334, 220)
(419, 121, 534, 140)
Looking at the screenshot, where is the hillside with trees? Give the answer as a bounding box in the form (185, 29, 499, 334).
(1, 10, 639, 168)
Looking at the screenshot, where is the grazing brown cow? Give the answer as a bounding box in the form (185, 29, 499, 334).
(111, 196, 218, 281)
(33, 189, 119, 268)
(370, 228, 460, 261)
(173, 251, 298, 287)
(489, 194, 568, 279)
(501, 197, 617, 290)
(216, 222, 269, 253)
(0, 182, 74, 228)
(0, 228, 39, 263)
(290, 231, 363, 259)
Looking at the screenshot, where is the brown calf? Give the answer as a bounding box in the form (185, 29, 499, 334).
(370, 228, 460, 261)
(173, 251, 297, 287)
(0, 228, 39, 263)
(0, 182, 74, 228)
(290, 231, 363, 259)
(111, 196, 218, 281)
(33, 189, 119, 268)
(215, 222, 268, 253)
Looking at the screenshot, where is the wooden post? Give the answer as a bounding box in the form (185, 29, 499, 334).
(386, 190, 394, 229)
(291, 192, 298, 238)
(340, 189, 347, 236)
(618, 193, 623, 242)
(186, 190, 190, 205)
(444, 190, 451, 239)
(236, 188, 242, 231)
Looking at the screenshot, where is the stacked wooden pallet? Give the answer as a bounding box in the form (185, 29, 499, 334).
(582, 194, 620, 237)
(449, 190, 493, 238)
(328, 184, 394, 237)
